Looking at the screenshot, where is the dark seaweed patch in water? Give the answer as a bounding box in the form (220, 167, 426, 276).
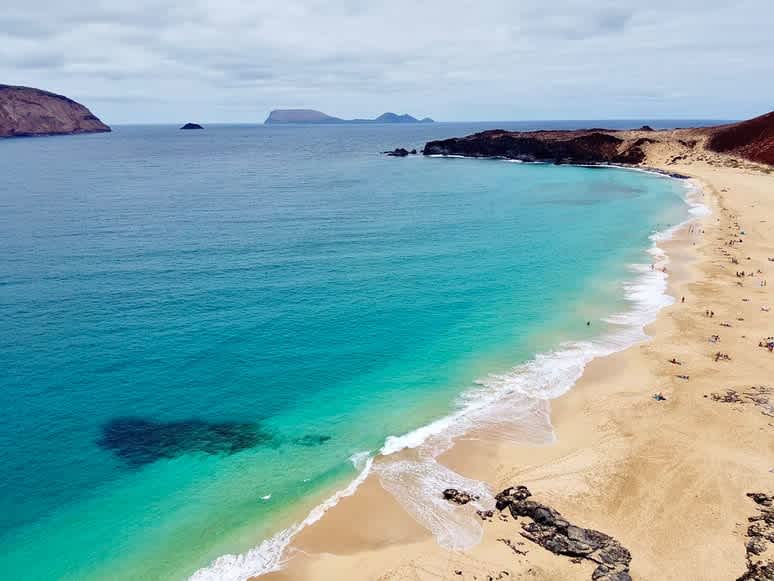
(294, 434, 332, 447)
(97, 417, 272, 467)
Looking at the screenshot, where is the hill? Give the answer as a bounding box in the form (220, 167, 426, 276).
(422, 112, 774, 168)
(0, 85, 110, 137)
(706, 111, 774, 165)
(265, 109, 433, 124)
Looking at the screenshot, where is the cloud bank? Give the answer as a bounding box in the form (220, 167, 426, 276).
(1, 0, 771, 123)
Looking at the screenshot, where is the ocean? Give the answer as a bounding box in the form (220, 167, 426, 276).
(0, 121, 705, 580)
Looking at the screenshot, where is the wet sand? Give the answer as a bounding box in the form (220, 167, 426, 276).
(260, 146, 774, 580)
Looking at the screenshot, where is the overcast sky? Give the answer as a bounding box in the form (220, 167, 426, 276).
(2, 1, 772, 123)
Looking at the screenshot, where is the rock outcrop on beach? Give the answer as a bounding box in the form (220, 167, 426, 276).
(0, 84, 110, 138)
(422, 112, 774, 168)
(706, 111, 774, 166)
(445, 485, 633, 581)
(495, 486, 632, 581)
(739, 492, 774, 581)
(265, 108, 434, 124)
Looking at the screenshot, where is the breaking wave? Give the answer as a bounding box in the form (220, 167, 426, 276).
(190, 175, 708, 579)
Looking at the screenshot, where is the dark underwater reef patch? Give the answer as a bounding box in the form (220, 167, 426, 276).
(97, 417, 273, 467)
(294, 434, 332, 447)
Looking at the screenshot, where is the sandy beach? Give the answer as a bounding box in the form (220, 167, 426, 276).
(259, 138, 774, 581)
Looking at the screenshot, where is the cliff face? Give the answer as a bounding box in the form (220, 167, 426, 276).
(423, 129, 649, 164)
(0, 85, 110, 138)
(706, 111, 774, 166)
(423, 113, 774, 168)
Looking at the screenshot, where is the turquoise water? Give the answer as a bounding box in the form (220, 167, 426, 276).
(0, 124, 691, 580)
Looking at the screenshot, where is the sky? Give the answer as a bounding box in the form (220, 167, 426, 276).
(1, 0, 772, 124)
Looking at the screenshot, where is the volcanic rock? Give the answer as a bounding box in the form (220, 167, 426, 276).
(0, 84, 110, 137)
(493, 485, 632, 581)
(443, 488, 479, 505)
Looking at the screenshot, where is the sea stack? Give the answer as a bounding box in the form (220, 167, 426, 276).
(0, 84, 110, 138)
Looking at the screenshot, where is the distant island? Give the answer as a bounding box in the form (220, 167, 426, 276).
(0, 84, 110, 138)
(180, 123, 204, 130)
(265, 109, 434, 124)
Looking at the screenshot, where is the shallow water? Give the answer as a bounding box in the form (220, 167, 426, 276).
(0, 122, 694, 579)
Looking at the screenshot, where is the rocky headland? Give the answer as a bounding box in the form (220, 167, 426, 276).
(421, 111, 774, 168)
(0, 84, 110, 138)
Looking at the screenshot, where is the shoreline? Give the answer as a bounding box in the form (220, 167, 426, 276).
(191, 162, 723, 580)
(249, 155, 773, 579)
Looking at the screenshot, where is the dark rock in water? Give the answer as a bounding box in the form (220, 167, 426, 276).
(384, 147, 411, 157)
(97, 417, 271, 467)
(443, 488, 479, 505)
(294, 434, 332, 447)
(639, 125, 655, 131)
(180, 123, 204, 130)
(487, 485, 632, 581)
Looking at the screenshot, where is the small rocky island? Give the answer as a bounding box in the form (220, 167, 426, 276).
(180, 123, 204, 130)
(0, 84, 110, 138)
(383, 147, 418, 157)
(265, 109, 433, 124)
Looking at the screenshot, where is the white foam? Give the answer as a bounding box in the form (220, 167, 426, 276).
(189, 455, 373, 581)
(376, 458, 494, 549)
(192, 174, 709, 579)
(372, 176, 709, 548)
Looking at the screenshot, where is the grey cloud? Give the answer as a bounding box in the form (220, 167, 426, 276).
(0, 0, 771, 123)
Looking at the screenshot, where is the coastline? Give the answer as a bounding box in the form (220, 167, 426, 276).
(190, 164, 696, 580)
(196, 151, 774, 580)
(261, 154, 774, 579)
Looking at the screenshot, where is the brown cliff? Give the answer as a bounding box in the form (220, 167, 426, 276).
(423, 112, 774, 168)
(0, 84, 110, 138)
(705, 111, 774, 166)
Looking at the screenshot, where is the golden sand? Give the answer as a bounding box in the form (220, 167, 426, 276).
(260, 137, 774, 581)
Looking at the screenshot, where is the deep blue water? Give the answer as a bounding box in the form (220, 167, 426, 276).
(0, 122, 693, 579)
